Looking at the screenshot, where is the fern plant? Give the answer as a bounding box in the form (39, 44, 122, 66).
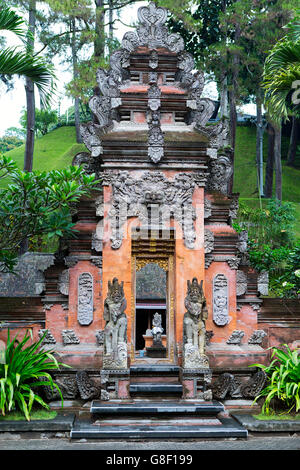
(0, 329, 69, 421)
(251, 344, 300, 415)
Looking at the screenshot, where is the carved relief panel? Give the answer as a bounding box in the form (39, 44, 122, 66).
(77, 273, 94, 326)
(213, 274, 229, 326)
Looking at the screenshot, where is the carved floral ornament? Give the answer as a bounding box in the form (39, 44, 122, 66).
(99, 170, 207, 250)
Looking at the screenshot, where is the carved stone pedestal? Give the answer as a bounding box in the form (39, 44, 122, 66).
(146, 341, 167, 358)
(181, 368, 213, 400)
(100, 369, 130, 401)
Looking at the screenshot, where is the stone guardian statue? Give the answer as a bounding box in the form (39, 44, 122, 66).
(183, 277, 209, 369)
(103, 277, 128, 369)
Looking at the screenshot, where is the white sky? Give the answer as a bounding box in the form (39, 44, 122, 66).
(0, 2, 255, 137)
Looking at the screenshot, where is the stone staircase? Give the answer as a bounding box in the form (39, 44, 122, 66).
(129, 364, 182, 398)
(70, 365, 248, 440)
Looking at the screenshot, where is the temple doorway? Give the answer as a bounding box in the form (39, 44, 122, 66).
(131, 229, 176, 363)
(135, 263, 167, 358)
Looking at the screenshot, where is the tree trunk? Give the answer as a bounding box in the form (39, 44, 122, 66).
(23, 0, 36, 172)
(71, 18, 82, 143)
(287, 116, 299, 167)
(94, 0, 105, 59)
(228, 21, 241, 194)
(256, 92, 264, 197)
(219, 74, 229, 119)
(108, 0, 114, 54)
(274, 124, 282, 202)
(264, 123, 275, 198)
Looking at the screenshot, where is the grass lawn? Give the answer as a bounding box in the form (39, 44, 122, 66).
(0, 409, 57, 421)
(253, 412, 300, 421)
(4, 126, 85, 172)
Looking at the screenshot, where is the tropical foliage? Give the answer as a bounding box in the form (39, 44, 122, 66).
(236, 198, 297, 249)
(20, 107, 58, 136)
(251, 344, 300, 415)
(0, 329, 69, 421)
(0, 3, 55, 106)
(263, 9, 300, 122)
(0, 155, 100, 272)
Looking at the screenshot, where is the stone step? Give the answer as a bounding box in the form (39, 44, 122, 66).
(70, 417, 248, 439)
(130, 365, 180, 374)
(129, 382, 182, 395)
(91, 400, 224, 416)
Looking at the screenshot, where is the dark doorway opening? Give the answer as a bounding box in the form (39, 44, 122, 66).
(135, 304, 166, 351)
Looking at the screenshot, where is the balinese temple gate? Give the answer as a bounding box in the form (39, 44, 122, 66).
(71, 2, 268, 402)
(1, 4, 282, 430)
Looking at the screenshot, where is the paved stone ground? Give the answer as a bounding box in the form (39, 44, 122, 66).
(0, 434, 299, 451)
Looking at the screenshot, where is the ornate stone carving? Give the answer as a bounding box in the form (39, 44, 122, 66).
(190, 98, 216, 128)
(62, 330, 80, 345)
(38, 329, 56, 345)
(204, 198, 212, 219)
(96, 330, 104, 345)
(149, 50, 158, 69)
(101, 389, 110, 401)
(77, 272, 93, 326)
(212, 373, 239, 400)
(248, 330, 267, 345)
(204, 229, 214, 254)
(213, 274, 229, 326)
(212, 370, 266, 400)
(183, 278, 209, 369)
(58, 269, 69, 296)
(237, 230, 248, 253)
(76, 371, 100, 401)
(136, 2, 184, 53)
(41, 375, 78, 401)
(258, 271, 269, 296)
(103, 278, 128, 369)
(227, 330, 245, 345)
(152, 312, 164, 343)
(205, 254, 214, 269)
(240, 370, 267, 398)
(227, 256, 240, 270)
(105, 170, 206, 250)
(207, 152, 233, 195)
(236, 270, 247, 297)
(229, 195, 239, 220)
(80, 122, 102, 158)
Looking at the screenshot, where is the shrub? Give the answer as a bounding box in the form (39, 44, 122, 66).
(0, 329, 70, 421)
(251, 344, 300, 415)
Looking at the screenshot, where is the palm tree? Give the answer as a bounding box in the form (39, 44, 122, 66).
(262, 11, 300, 201)
(0, 4, 55, 107)
(263, 11, 300, 123)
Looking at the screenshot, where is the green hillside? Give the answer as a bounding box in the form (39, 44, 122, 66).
(4, 124, 300, 238)
(4, 126, 85, 172)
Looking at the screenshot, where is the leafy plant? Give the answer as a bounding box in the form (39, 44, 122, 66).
(251, 344, 300, 415)
(0, 329, 70, 421)
(0, 156, 101, 272)
(237, 198, 296, 250)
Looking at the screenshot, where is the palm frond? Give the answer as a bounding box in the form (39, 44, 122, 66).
(0, 4, 31, 43)
(262, 39, 300, 122)
(0, 47, 56, 106)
